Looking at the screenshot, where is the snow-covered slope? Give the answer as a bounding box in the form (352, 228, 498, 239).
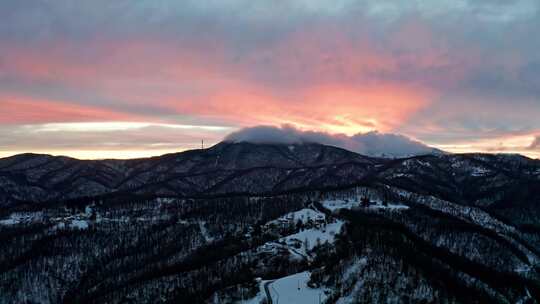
(2, 143, 540, 303)
(267, 271, 328, 304)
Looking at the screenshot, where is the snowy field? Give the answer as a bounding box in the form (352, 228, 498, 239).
(281, 220, 344, 253)
(267, 271, 328, 304)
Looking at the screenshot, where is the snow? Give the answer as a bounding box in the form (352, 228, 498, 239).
(268, 208, 326, 226)
(322, 199, 357, 211)
(84, 205, 93, 215)
(516, 287, 534, 304)
(470, 166, 491, 177)
(370, 203, 409, 210)
(450, 160, 491, 176)
(0, 211, 94, 230)
(397, 189, 540, 265)
(330, 257, 370, 304)
(342, 257, 368, 281)
(0, 218, 19, 225)
(0, 213, 43, 226)
(410, 192, 516, 234)
(267, 271, 328, 304)
(54, 219, 89, 231)
(257, 208, 344, 261)
(515, 264, 533, 273)
(393, 173, 410, 178)
(322, 199, 409, 212)
(257, 219, 344, 261)
(281, 220, 344, 253)
(69, 219, 89, 230)
(241, 279, 266, 304)
(199, 221, 214, 242)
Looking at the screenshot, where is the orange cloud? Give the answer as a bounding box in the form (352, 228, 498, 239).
(298, 84, 431, 134)
(150, 26, 433, 135)
(164, 81, 431, 136)
(2, 32, 437, 134)
(0, 31, 474, 158)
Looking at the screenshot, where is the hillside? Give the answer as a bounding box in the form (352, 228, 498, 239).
(1, 143, 539, 303)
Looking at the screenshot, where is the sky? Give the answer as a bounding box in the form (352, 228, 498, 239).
(1, 0, 540, 159)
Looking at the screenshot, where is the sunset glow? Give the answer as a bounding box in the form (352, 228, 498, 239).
(1, 1, 540, 159)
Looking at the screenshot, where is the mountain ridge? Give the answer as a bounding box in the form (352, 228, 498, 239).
(1, 141, 540, 303)
(1, 142, 539, 211)
(3, 140, 535, 163)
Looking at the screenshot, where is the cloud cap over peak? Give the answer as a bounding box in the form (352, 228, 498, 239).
(225, 125, 439, 157)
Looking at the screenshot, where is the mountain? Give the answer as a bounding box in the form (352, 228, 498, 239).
(0, 142, 377, 206)
(1, 142, 540, 303)
(1, 142, 538, 213)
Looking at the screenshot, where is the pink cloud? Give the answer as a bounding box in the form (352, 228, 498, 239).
(0, 25, 526, 158)
(0, 95, 145, 124)
(0, 28, 449, 131)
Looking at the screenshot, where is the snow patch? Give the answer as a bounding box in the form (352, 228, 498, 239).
(322, 199, 409, 212)
(199, 221, 214, 242)
(470, 166, 491, 177)
(370, 203, 410, 210)
(267, 271, 329, 304)
(267, 208, 326, 226)
(70, 220, 89, 230)
(241, 279, 266, 304)
(322, 199, 357, 211)
(0, 218, 19, 226)
(281, 220, 344, 253)
(0, 212, 43, 226)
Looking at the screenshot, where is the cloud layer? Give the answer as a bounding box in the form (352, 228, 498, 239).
(226, 125, 437, 157)
(1, 1, 540, 158)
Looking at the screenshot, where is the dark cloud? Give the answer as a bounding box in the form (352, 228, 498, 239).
(225, 125, 438, 157)
(2, 1, 539, 98)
